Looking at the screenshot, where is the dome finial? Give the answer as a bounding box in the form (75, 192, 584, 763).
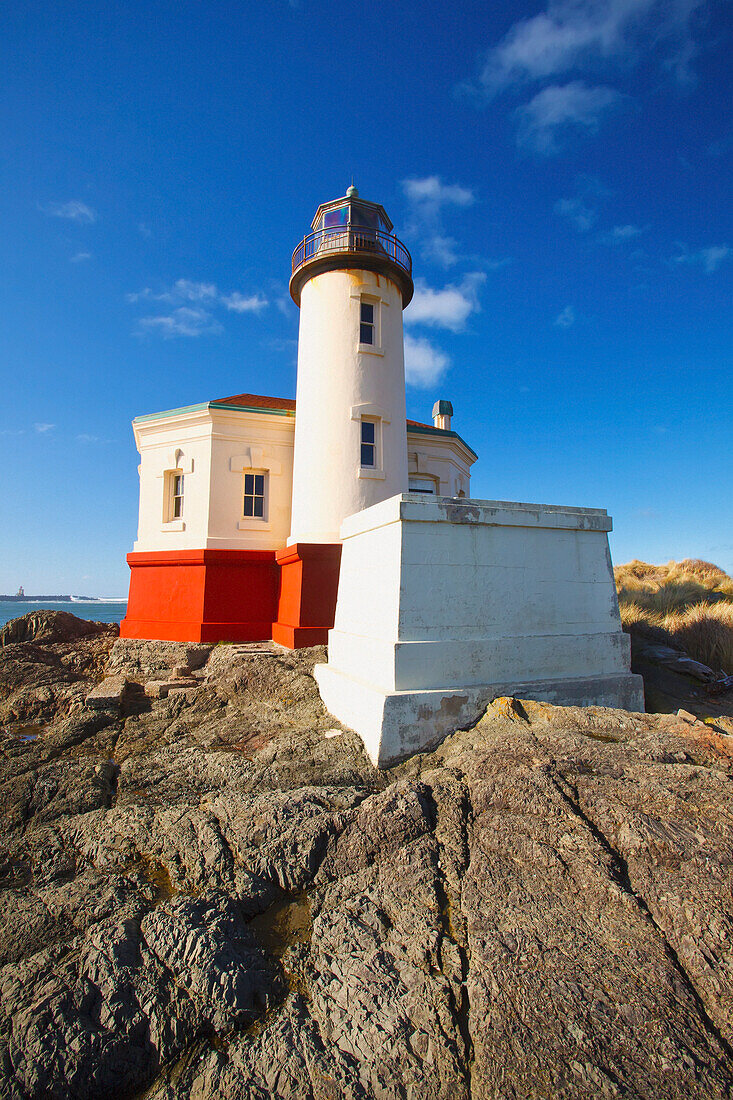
(346, 182, 359, 198)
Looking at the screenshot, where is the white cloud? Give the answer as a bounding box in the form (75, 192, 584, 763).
(128, 279, 268, 334)
(138, 308, 222, 338)
(554, 305, 575, 327)
(76, 434, 100, 443)
(34, 422, 55, 433)
(423, 235, 460, 267)
(404, 335, 450, 388)
(673, 243, 731, 273)
(517, 82, 621, 154)
(173, 279, 218, 302)
(401, 177, 476, 267)
(222, 292, 269, 313)
(475, 0, 707, 96)
(70, 251, 92, 263)
(405, 273, 485, 332)
(129, 280, 267, 308)
(554, 196, 597, 231)
(402, 177, 475, 210)
(699, 246, 731, 273)
(39, 200, 97, 224)
(611, 223, 642, 240)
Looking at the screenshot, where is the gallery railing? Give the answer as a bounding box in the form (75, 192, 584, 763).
(292, 227, 412, 278)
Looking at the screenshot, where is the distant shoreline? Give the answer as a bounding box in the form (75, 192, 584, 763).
(0, 596, 127, 603)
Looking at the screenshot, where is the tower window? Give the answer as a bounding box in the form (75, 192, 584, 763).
(243, 473, 266, 518)
(361, 420, 376, 467)
(171, 473, 184, 518)
(360, 301, 375, 345)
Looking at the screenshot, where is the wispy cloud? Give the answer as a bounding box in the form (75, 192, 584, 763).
(129, 279, 218, 305)
(222, 292, 268, 313)
(137, 308, 223, 338)
(401, 176, 475, 268)
(517, 82, 622, 154)
(472, 0, 707, 97)
(464, 0, 707, 153)
(38, 200, 97, 224)
(34, 422, 55, 433)
(404, 334, 450, 388)
(70, 251, 92, 263)
(554, 196, 598, 232)
(673, 243, 731, 273)
(128, 278, 269, 335)
(402, 177, 475, 210)
(610, 223, 642, 241)
(554, 304, 575, 327)
(405, 273, 485, 332)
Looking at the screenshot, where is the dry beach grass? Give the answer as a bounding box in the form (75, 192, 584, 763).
(615, 558, 733, 673)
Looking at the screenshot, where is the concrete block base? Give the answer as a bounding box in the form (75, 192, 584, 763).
(315, 493, 645, 767)
(315, 664, 644, 767)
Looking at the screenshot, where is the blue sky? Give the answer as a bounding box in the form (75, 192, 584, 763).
(1, 0, 731, 595)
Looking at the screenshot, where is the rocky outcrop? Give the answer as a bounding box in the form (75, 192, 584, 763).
(0, 609, 117, 648)
(1, 613, 733, 1098)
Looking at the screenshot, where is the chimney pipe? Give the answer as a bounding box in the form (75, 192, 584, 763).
(432, 399, 453, 431)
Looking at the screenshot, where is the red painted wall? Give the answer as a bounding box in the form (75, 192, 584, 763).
(121, 549, 278, 643)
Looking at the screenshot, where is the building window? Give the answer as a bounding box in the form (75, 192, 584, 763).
(361, 420, 376, 467)
(243, 472, 266, 518)
(360, 301, 375, 345)
(170, 472, 184, 518)
(409, 476, 437, 495)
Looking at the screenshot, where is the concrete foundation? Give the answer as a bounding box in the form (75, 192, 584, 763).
(315, 494, 645, 767)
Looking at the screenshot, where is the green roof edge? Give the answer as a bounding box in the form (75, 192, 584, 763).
(133, 402, 476, 458)
(406, 423, 478, 459)
(133, 400, 295, 424)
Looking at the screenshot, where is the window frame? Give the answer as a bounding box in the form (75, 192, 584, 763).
(242, 470, 267, 521)
(163, 468, 185, 524)
(171, 473, 185, 518)
(357, 294, 383, 354)
(360, 418, 377, 468)
(408, 475, 439, 496)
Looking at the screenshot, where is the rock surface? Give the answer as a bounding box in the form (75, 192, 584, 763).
(1, 612, 733, 1098)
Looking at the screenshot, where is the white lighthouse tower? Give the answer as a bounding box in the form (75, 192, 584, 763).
(287, 186, 414, 544)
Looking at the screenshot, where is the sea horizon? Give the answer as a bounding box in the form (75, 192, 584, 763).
(0, 600, 128, 628)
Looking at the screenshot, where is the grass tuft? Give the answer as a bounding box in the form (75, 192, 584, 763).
(616, 559, 733, 673)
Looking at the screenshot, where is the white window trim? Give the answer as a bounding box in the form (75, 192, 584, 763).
(353, 410, 385, 480)
(160, 468, 187, 530)
(238, 469, 270, 528)
(409, 474, 440, 495)
(351, 290, 387, 356)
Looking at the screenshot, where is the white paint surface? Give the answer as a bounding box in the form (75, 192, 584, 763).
(133, 406, 295, 552)
(315, 493, 644, 766)
(288, 269, 409, 544)
(132, 401, 471, 556)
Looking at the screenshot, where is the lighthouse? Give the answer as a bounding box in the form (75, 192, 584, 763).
(120, 184, 475, 647)
(288, 185, 414, 544)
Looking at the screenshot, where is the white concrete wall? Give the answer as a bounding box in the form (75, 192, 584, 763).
(132, 405, 294, 552)
(289, 269, 409, 544)
(133, 409, 214, 552)
(206, 408, 294, 550)
(316, 494, 644, 765)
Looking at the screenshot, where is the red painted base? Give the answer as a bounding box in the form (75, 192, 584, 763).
(272, 543, 342, 649)
(120, 549, 278, 643)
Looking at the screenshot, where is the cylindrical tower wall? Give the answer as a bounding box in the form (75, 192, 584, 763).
(289, 268, 408, 544)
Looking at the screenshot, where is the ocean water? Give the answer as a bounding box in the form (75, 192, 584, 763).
(0, 601, 127, 628)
